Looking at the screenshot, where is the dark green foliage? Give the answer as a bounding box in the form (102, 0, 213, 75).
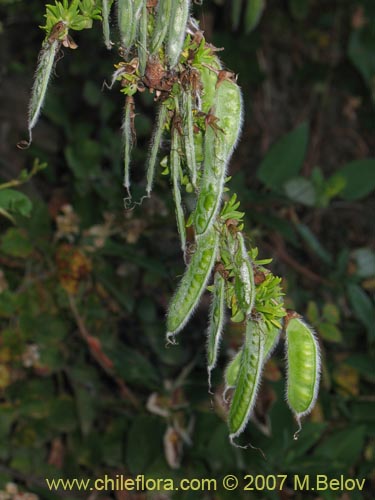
(0, 0, 374, 499)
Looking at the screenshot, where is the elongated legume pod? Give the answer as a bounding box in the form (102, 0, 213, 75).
(122, 95, 134, 194)
(117, 0, 134, 49)
(171, 116, 186, 256)
(196, 57, 221, 113)
(138, 0, 148, 75)
(224, 322, 280, 392)
(150, 0, 172, 54)
(263, 323, 282, 361)
(286, 316, 321, 434)
(27, 38, 59, 145)
(182, 91, 197, 187)
(102, 0, 112, 49)
(167, 0, 190, 68)
(194, 78, 242, 236)
(228, 318, 265, 440)
(166, 227, 219, 341)
(146, 104, 168, 196)
(233, 232, 255, 316)
(207, 272, 226, 388)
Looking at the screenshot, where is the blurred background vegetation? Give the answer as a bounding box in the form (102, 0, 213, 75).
(0, 0, 374, 499)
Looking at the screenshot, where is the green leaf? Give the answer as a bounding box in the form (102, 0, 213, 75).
(348, 26, 375, 99)
(111, 345, 159, 389)
(319, 322, 342, 343)
(0, 189, 33, 217)
(284, 177, 316, 206)
(0, 228, 33, 258)
(244, 0, 266, 34)
(126, 415, 165, 474)
(338, 159, 375, 201)
(306, 301, 319, 324)
(322, 303, 340, 324)
(313, 426, 366, 467)
(296, 223, 332, 265)
(257, 122, 309, 191)
(347, 284, 375, 339)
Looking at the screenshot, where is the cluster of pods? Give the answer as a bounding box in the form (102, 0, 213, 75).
(24, 0, 321, 446)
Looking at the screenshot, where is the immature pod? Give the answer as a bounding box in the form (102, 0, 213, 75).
(207, 272, 226, 388)
(286, 316, 321, 435)
(122, 95, 135, 195)
(150, 0, 172, 54)
(228, 318, 265, 441)
(224, 323, 280, 392)
(167, 0, 190, 67)
(26, 39, 59, 145)
(194, 79, 242, 236)
(117, 0, 134, 49)
(182, 91, 197, 187)
(233, 232, 255, 317)
(170, 119, 186, 256)
(146, 104, 168, 196)
(138, 0, 148, 75)
(196, 57, 221, 113)
(102, 0, 112, 49)
(166, 227, 219, 341)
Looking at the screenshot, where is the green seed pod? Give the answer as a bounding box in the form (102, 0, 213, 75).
(102, 0, 112, 50)
(117, 0, 134, 49)
(27, 39, 59, 145)
(263, 323, 282, 361)
(138, 0, 148, 75)
(233, 232, 255, 317)
(182, 91, 197, 188)
(286, 316, 321, 436)
(228, 318, 265, 441)
(197, 57, 221, 113)
(150, 0, 172, 54)
(122, 95, 135, 195)
(166, 227, 219, 342)
(224, 322, 280, 394)
(146, 104, 168, 197)
(207, 272, 226, 389)
(167, 0, 190, 67)
(225, 350, 241, 389)
(194, 79, 242, 236)
(171, 119, 186, 256)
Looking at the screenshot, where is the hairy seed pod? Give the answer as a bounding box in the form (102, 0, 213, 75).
(197, 57, 221, 113)
(182, 91, 197, 187)
(207, 272, 226, 388)
(224, 322, 280, 392)
(171, 117, 186, 256)
(233, 232, 255, 316)
(27, 39, 59, 145)
(228, 318, 265, 441)
(286, 317, 321, 436)
(166, 227, 219, 341)
(122, 95, 135, 194)
(117, 0, 134, 48)
(146, 104, 168, 196)
(137, 0, 148, 75)
(150, 0, 172, 54)
(102, 0, 112, 49)
(194, 79, 242, 236)
(167, 0, 190, 67)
